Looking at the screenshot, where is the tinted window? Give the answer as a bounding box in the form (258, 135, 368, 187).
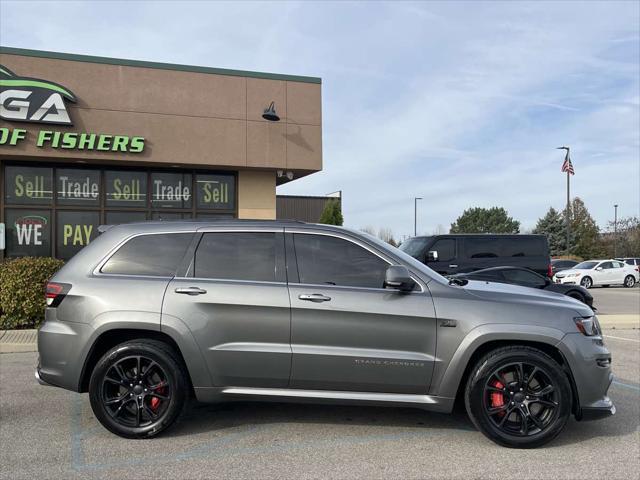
(504, 237, 546, 257)
(106, 211, 147, 225)
(196, 174, 235, 210)
(4, 209, 52, 257)
(612, 261, 625, 268)
(56, 169, 100, 206)
(105, 171, 147, 207)
(5, 166, 53, 205)
(599, 262, 613, 269)
(624, 259, 635, 265)
(101, 233, 193, 276)
(502, 269, 545, 286)
(294, 234, 388, 289)
(430, 239, 455, 262)
(56, 211, 99, 260)
(194, 232, 280, 282)
(465, 238, 500, 258)
(151, 172, 192, 209)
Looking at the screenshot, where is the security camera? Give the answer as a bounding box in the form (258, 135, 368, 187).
(277, 170, 284, 178)
(286, 171, 294, 180)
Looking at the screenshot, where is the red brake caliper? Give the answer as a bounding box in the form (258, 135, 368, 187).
(150, 386, 166, 411)
(490, 380, 505, 415)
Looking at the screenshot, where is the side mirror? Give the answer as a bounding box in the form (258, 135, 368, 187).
(596, 267, 603, 271)
(427, 250, 438, 262)
(384, 265, 416, 292)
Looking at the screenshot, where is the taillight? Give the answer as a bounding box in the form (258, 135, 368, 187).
(45, 282, 70, 307)
(547, 264, 553, 278)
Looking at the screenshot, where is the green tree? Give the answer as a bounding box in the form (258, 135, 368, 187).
(564, 197, 603, 259)
(318, 199, 343, 226)
(532, 207, 567, 256)
(450, 207, 520, 234)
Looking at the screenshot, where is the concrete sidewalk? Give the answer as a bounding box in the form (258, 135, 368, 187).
(1, 314, 637, 354)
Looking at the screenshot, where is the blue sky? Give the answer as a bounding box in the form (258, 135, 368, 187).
(1, 0, 638, 240)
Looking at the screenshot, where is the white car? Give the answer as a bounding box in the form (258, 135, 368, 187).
(554, 259, 639, 289)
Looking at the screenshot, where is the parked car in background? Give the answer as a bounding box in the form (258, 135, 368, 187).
(550, 259, 579, 276)
(449, 266, 593, 308)
(399, 234, 550, 277)
(554, 259, 638, 289)
(36, 221, 614, 448)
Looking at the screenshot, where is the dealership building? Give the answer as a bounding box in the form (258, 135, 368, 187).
(0, 47, 322, 260)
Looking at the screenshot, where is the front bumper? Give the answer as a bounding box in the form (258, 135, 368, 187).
(579, 396, 616, 421)
(554, 276, 580, 285)
(557, 332, 615, 422)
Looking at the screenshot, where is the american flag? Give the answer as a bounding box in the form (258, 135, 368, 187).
(561, 152, 574, 175)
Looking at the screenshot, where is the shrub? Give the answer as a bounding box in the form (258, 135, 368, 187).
(0, 257, 64, 330)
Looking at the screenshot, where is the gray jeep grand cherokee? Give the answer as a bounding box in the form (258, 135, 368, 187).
(36, 220, 615, 448)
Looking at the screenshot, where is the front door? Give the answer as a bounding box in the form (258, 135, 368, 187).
(287, 230, 437, 394)
(162, 229, 291, 388)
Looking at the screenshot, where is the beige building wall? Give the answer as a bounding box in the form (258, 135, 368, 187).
(237, 170, 276, 219)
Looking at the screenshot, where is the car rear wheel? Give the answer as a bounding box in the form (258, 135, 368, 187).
(624, 275, 636, 288)
(89, 339, 188, 438)
(580, 276, 592, 289)
(465, 346, 571, 448)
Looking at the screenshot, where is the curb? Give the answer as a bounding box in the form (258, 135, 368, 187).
(0, 329, 38, 353)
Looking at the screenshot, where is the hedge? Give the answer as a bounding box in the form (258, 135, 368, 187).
(0, 257, 65, 330)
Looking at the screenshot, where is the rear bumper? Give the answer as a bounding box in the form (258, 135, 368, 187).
(35, 365, 52, 386)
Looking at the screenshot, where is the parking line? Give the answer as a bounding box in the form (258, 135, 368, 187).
(603, 335, 640, 343)
(612, 380, 640, 392)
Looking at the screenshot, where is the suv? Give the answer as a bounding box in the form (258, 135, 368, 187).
(399, 234, 550, 277)
(37, 221, 614, 448)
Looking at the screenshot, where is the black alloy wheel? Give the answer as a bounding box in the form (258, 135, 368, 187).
(465, 346, 571, 448)
(89, 339, 188, 438)
(482, 362, 558, 437)
(100, 355, 171, 428)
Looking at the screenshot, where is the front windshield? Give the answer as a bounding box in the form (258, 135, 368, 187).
(349, 230, 448, 285)
(398, 236, 431, 257)
(574, 261, 599, 269)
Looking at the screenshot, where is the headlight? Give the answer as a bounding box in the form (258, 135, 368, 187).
(574, 316, 601, 336)
(566, 273, 581, 278)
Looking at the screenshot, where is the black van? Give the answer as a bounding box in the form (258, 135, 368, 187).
(399, 234, 551, 277)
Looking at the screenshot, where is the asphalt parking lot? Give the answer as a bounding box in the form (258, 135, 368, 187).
(589, 284, 640, 315)
(1, 327, 638, 479)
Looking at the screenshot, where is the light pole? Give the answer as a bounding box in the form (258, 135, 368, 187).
(414, 197, 423, 236)
(614, 204, 618, 258)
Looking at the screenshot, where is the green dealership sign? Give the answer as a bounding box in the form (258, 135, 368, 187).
(0, 64, 145, 153)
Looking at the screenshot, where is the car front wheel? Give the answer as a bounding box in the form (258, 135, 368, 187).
(465, 346, 571, 448)
(89, 339, 188, 438)
(624, 275, 636, 288)
(580, 276, 592, 289)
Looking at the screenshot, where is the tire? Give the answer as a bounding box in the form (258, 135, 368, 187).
(465, 346, 572, 448)
(89, 339, 188, 439)
(624, 275, 636, 288)
(566, 291, 586, 304)
(580, 276, 592, 289)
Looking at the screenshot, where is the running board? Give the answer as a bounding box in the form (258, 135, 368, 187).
(221, 387, 438, 404)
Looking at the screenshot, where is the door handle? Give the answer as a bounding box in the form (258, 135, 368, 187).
(449, 264, 458, 268)
(175, 287, 207, 295)
(298, 293, 331, 302)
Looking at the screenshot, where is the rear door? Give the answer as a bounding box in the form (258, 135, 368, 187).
(162, 228, 291, 388)
(286, 229, 437, 394)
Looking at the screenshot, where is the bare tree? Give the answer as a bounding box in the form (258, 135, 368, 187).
(378, 228, 398, 247)
(360, 226, 376, 236)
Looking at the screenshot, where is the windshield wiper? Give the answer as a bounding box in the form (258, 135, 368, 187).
(448, 277, 468, 286)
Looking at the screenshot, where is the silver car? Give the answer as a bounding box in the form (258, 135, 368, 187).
(36, 221, 615, 448)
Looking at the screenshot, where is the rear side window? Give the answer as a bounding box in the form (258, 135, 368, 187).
(502, 269, 545, 287)
(464, 237, 546, 258)
(294, 234, 388, 289)
(101, 233, 193, 276)
(194, 232, 282, 282)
